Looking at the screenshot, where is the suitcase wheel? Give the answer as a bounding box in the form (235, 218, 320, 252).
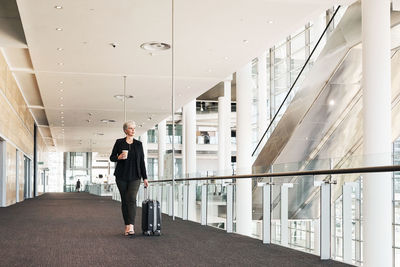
(143, 230, 152, 236)
(154, 230, 161, 236)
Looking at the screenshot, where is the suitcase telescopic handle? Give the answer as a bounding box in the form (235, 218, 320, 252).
(144, 185, 149, 200)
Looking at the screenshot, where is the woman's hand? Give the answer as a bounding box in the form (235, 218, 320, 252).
(117, 153, 126, 160)
(143, 179, 149, 188)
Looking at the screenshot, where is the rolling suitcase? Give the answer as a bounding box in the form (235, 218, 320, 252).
(141, 187, 161, 236)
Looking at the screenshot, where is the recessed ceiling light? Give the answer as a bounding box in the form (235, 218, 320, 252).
(60, 111, 64, 114)
(60, 104, 64, 107)
(329, 100, 335, 106)
(54, 5, 63, 9)
(57, 48, 63, 51)
(268, 20, 273, 24)
(58, 62, 64, 66)
(60, 97, 63, 100)
(138, 125, 143, 128)
(56, 28, 63, 31)
(96, 133, 104, 136)
(243, 40, 249, 43)
(61, 116, 64, 119)
(114, 95, 134, 101)
(59, 81, 64, 84)
(147, 116, 152, 121)
(59, 89, 63, 92)
(224, 56, 229, 60)
(140, 42, 171, 51)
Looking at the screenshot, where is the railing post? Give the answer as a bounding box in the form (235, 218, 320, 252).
(281, 183, 293, 247)
(343, 182, 358, 264)
(257, 182, 271, 244)
(314, 180, 331, 260)
(168, 184, 173, 216)
(183, 182, 188, 220)
(226, 183, 233, 233)
(201, 183, 208, 225)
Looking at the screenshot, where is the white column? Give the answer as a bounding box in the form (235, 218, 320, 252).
(141, 132, 148, 169)
(158, 120, 166, 180)
(184, 100, 197, 221)
(218, 76, 232, 175)
(257, 52, 268, 140)
(182, 109, 186, 177)
(225, 76, 232, 173)
(362, 0, 392, 266)
(236, 63, 253, 236)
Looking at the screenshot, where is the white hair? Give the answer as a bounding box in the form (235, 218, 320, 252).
(123, 120, 136, 131)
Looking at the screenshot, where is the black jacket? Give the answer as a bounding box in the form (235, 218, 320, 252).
(109, 138, 147, 181)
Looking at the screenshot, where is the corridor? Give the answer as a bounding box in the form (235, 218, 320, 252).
(0, 193, 350, 266)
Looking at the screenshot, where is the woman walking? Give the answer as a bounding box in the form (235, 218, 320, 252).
(110, 120, 149, 236)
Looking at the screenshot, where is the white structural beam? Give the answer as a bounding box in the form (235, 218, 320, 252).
(184, 100, 197, 221)
(141, 132, 148, 169)
(218, 75, 232, 175)
(157, 120, 166, 180)
(236, 63, 253, 237)
(362, 0, 392, 266)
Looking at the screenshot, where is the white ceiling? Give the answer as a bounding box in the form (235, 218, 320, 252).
(0, 0, 355, 153)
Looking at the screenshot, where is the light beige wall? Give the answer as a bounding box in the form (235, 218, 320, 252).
(0, 52, 34, 157)
(0, 51, 47, 206)
(6, 143, 16, 206)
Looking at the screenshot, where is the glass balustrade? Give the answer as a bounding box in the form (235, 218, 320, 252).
(119, 153, 396, 266)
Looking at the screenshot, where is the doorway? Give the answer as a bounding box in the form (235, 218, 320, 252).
(24, 156, 31, 199)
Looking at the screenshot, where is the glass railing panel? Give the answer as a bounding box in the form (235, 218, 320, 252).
(174, 181, 184, 219)
(206, 181, 227, 230)
(252, 179, 263, 240)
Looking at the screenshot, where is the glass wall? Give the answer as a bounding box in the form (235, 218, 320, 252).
(393, 138, 400, 265)
(64, 152, 92, 192)
(252, 6, 344, 156)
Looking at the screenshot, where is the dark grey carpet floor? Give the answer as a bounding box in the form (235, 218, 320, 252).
(0, 193, 350, 267)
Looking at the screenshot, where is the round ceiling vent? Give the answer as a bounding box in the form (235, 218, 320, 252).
(140, 42, 171, 51)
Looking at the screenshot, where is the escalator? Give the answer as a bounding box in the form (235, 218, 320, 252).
(252, 2, 400, 220)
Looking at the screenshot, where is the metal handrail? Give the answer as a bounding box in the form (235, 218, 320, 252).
(150, 164, 400, 183)
(251, 6, 341, 157)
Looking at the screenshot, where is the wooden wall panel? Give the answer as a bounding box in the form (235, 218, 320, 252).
(0, 53, 6, 94)
(0, 93, 33, 156)
(0, 52, 35, 157)
(0, 51, 48, 206)
(6, 143, 16, 206)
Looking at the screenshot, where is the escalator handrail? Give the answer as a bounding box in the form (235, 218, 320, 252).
(251, 6, 342, 157)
